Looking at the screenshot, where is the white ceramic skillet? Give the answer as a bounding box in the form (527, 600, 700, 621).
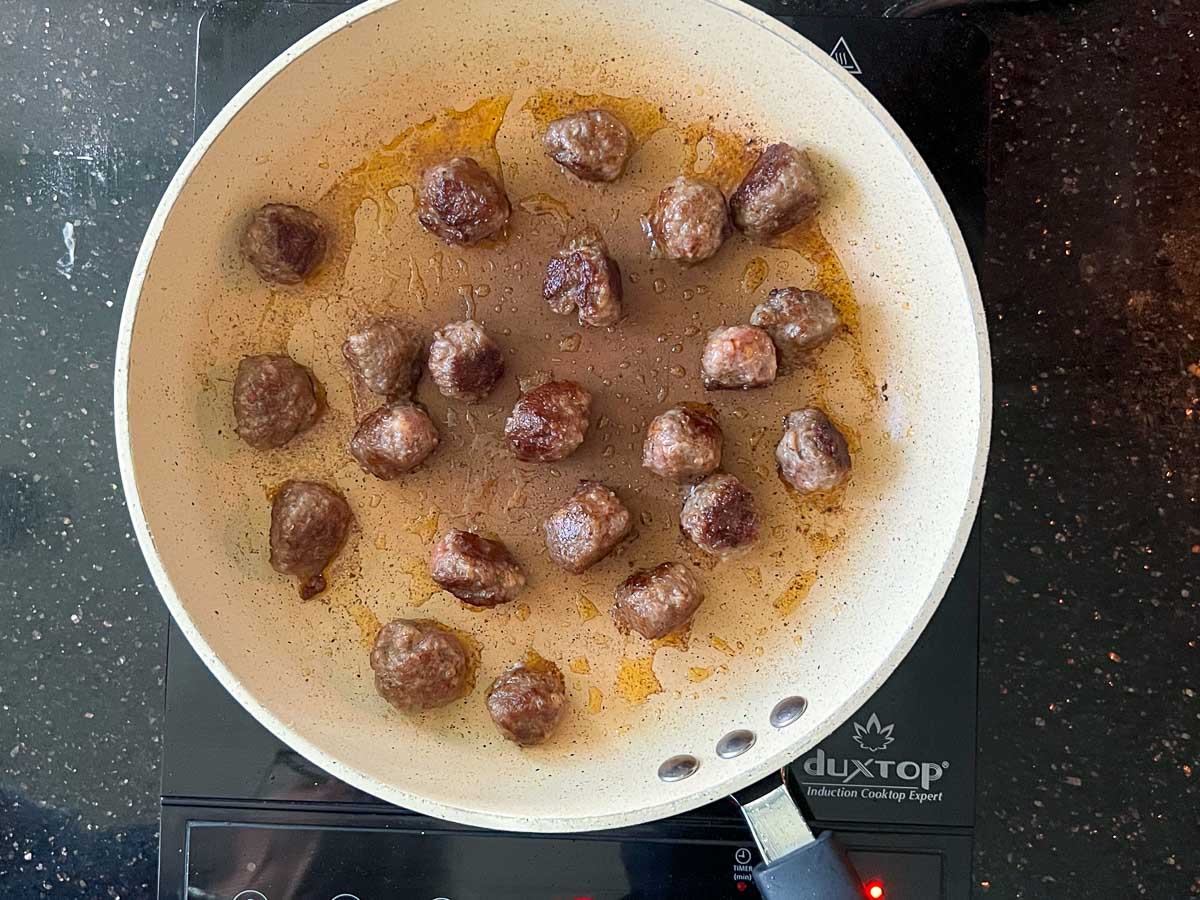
(115, 0, 988, 893)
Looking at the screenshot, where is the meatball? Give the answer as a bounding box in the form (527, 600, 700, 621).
(504, 380, 591, 462)
(486, 658, 567, 746)
(370, 619, 470, 711)
(642, 176, 730, 263)
(427, 320, 505, 402)
(233, 353, 321, 449)
(543, 108, 633, 182)
(269, 480, 352, 599)
(680, 473, 760, 559)
(611, 562, 704, 640)
(349, 401, 439, 479)
(342, 317, 423, 399)
(729, 143, 821, 241)
(416, 157, 510, 245)
(750, 288, 841, 365)
(240, 203, 329, 284)
(542, 482, 632, 574)
(700, 325, 777, 390)
(642, 405, 722, 482)
(543, 229, 623, 327)
(776, 408, 852, 493)
(430, 530, 526, 607)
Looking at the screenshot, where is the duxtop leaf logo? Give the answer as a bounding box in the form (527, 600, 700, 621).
(852, 713, 895, 753)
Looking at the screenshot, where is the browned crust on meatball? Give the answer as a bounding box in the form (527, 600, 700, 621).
(504, 380, 592, 462)
(240, 203, 329, 284)
(486, 657, 567, 746)
(349, 401, 439, 479)
(370, 619, 471, 711)
(269, 480, 352, 599)
(729, 143, 822, 241)
(543, 108, 633, 182)
(642, 405, 723, 482)
(342, 317, 424, 399)
(642, 176, 730, 263)
(430, 530, 526, 607)
(750, 288, 841, 366)
(700, 325, 778, 390)
(543, 229, 624, 327)
(680, 473, 760, 559)
(611, 562, 705, 640)
(233, 354, 321, 449)
(776, 407, 852, 494)
(542, 482, 633, 574)
(427, 320, 505, 402)
(417, 157, 510, 245)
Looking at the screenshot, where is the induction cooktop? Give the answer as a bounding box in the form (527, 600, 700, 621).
(158, 5, 989, 898)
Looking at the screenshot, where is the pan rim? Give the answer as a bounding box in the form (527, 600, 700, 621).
(114, 0, 991, 832)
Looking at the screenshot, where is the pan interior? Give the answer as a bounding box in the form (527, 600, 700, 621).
(119, 0, 987, 831)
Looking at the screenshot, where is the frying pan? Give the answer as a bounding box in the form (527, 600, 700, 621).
(115, 0, 989, 895)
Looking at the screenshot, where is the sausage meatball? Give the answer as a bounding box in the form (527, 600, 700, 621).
(233, 353, 321, 449)
(349, 401, 439, 479)
(776, 408, 852, 493)
(542, 482, 632, 574)
(416, 157, 510, 245)
(700, 325, 777, 390)
(504, 380, 591, 462)
(370, 619, 470, 711)
(642, 405, 722, 482)
(680, 473, 760, 559)
(342, 317, 423, 399)
(269, 480, 352, 599)
(486, 657, 567, 746)
(430, 530, 526, 607)
(543, 229, 623, 327)
(427, 320, 505, 402)
(642, 176, 730, 264)
(611, 562, 704, 640)
(543, 108, 633, 182)
(729, 143, 821, 241)
(750, 288, 840, 365)
(240, 203, 329, 284)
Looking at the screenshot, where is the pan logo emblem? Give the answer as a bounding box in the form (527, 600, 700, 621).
(852, 713, 895, 753)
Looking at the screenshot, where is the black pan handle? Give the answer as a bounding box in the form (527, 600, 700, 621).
(753, 831, 864, 900)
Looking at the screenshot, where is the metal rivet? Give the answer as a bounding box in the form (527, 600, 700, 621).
(657, 754, 700, 782)
(770, 696, 808, 728)
(716, 729, 756, 759)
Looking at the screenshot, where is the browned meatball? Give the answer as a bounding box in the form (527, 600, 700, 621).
(750, 288, 841, 365)
(240, 203, 329, 284)
(269, 480, 352, 599)
(504, 380, 591, 462)
(776, 408, 852, 493)
(700, 325, 777, 390)
(416, 157, 510, 245)
(486, 657, 567, 746)
(430, 530, 526, 607)
(542, 482, 632, 574)
(543, 229, 623, 327)
(680, 473, 760, 559)
(233, 354, 321, 449)
(729, 143, 821, 241)
(349, 401, 439, 479)
(427, 320, 505, 402)
(342, 317, 423, 399)
(543, 108, 633, 182)
(611, 562, 704, 640)
(642, 406, 722, 482)
(642, 176, 730, 263)
(370, 619, 470, 711)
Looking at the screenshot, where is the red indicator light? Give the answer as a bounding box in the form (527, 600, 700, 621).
(736, 884, 748, 893)
(866, 881, 885, 900)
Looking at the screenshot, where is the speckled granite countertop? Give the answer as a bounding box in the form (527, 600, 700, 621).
(0, 1, 1195, 897)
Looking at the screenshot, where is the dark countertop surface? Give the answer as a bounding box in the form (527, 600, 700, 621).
(0, 1, 1196, 897)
